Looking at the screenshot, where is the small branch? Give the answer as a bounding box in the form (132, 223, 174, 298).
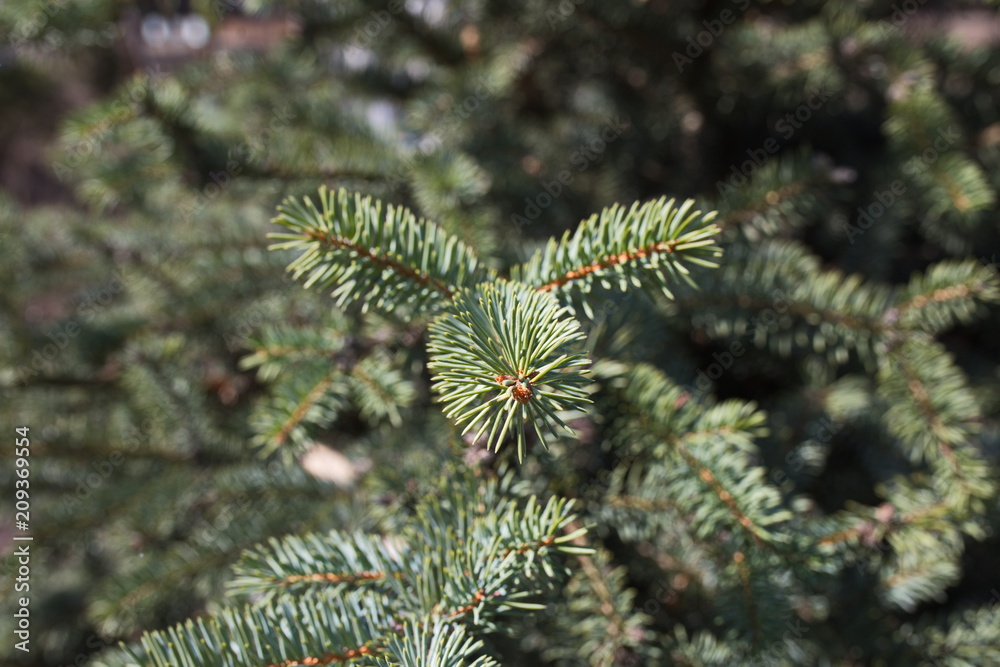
(274, 370, 338, 446)
(895, 284, 972, 316)
(884, 562, 939, 590)
(563, 522, 628, 655)
(625, 415, 772, 548)
(675, 444, 765, 549)
(276, 570, 387, 586)
(816, 499, 951, 549)
(304, 227, 454, 297)
(445, 589, 490, 620)
(817, 525, 860, 547)
(891, 349, 977, 498)
(933, 167, 973, 212)
(901, 364, 960, 469)
(506, 534, 557, 556)
(733, 551, 761, 650)
(536, 240, 679, 292)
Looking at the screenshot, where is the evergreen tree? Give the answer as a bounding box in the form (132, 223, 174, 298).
(2, 1, 1000, 665)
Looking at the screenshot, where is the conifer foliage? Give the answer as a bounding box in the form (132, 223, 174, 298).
(117, 471, 590, 667)
(2, 1, 1000, 666)
(267, 186, 720, 459)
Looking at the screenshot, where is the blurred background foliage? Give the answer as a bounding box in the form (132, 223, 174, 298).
(2, 0, 1000, 665)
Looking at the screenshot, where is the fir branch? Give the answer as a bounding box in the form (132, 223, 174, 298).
(919, 605, 1000, 665)
(512, 197, 722, 309)
(374, 619, 500, 667)
(427, 281, 592, 460)
(250, 366, 347, 458)
(229, 531, 408, 600)
(348, 354, 415, 428)
(816, 524, 862, 548)
(668, 240, 894, 366)
(732, 551, 761, 649)
(609, 364, 790, 547)
(535, 238, 683, 292)
(305, 226, 454, 296)
(878, 524, 964, 612)
(573, 542, 630, 650)
(115, 474, 586, 666)
(277, 568, 384, 587)
(275, 369, 340, 447)
(892, 259, 1000, 333)
(269, 187, 490, 314)
(121, 591, 391, 667)
(673, 437, 766, 549)
(876, 337, 995, 504)
(897, 284, 974, 315)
